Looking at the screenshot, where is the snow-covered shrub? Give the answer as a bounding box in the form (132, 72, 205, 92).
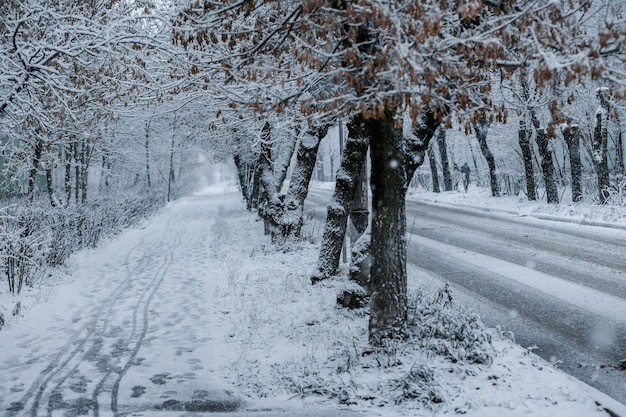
(1, 191, 164, 294)
(0, 208, 48, 294)
(408, 285, 494, 365)
(388, 364, 444, 406)
(605, 177, 626, 207)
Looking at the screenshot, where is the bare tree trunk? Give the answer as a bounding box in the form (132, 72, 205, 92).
(74, 142, 80, 203)
(562, 125, 583, 202)
(274, 127, 299, 192)
(407, 110, 441, 184)
(593, 112, 610, 204)
(280, 126, 327, 237)
(167, 137, 175, 202)
(65, 144, 72, 207)
(46, 167, 56, 207)
(349, 109, 440, 294)
(145, 118, 152, 189)
(535, 128, 559, 204)
(28, 139, 43, 204)
(80, 141, 88, 204)
(427, 142, 440, 193)
(233, 153, 251, 206)
(519, 120, 536, 201)
(594, 91, 611, 204)
(312, 116, 368, 282)
(367, 109, 407, 345)
(437, 127, 452, 191)
(257, 122, 283, 237)
(617, 114, 625, 176)
(475, 121, 500, 197)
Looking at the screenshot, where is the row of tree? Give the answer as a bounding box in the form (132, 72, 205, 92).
(2, 0, 625, 344)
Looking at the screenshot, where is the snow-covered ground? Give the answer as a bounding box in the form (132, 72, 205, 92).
(1, 182, 625, 416)
(406, 183, 626, 229)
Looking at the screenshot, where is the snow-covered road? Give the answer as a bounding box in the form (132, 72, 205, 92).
(306, 188, 626, 405)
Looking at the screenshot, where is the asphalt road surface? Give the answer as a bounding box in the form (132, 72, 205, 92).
(305, 188, 626, 406)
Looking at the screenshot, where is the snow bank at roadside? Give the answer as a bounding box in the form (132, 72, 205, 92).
(407, 185, 626, 228)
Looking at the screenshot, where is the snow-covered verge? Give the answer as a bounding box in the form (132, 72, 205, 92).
(406, 184, 626, 228)
(0, 184, 624, 416)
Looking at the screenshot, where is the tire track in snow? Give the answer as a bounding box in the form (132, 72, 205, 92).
(6, 213, 181, 417)
(5, 230, 154, 417)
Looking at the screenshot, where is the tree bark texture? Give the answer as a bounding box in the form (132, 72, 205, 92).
(27, 139, 43, 203)
(233, 153, 251, 206)
(257, 122, 283, 237)
(562, 125, 583, 202)
(312, 116, 368, 281)
(427, 143, 440, 193)
(65, 144, 72, 207)
(406, 110, 441, 183)
(280, 126, 326, 237)
(367, 109, 407, 345)
(475, 121, 500, 197)
(437, 127, 452, 191)
(593, 107, 610, 204)
(535, 128, 559, 204)
(518, 121, 536, 201)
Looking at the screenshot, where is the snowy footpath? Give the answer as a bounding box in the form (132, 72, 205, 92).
(1, 184, 625, 417)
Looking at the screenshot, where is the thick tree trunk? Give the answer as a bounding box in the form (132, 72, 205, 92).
(350, 160, 369, 236)
(274, 128, 299, 192)
(437, 127, 452, 191)
(407, 110, 441, 183)
(257, 122, 283, 237)
(475, 121, 500, 197)
(593, 95, 611, 204)
(233, 153, 251, 206)
(367, 109, 407, 345)
(427, 143, 440, 193)
(562, 125, 583, 202)
(280, 126, 327, 237)
(535, 128, 559, 204)
(348, 109, 440, 292)
(312, 116, 368, 281)
(519, 121, 536, 201)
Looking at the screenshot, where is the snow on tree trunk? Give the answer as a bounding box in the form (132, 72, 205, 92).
(349, 110, 440, 296)
(312, 116, 368, 282)
(407, 110, 441, 184)
(367, 109, 407, 345)
(28, 139, 43, 204)
(594, 91, 611, 205)
(280, 126, 327, 237)
(257, 122, 284, 238)
(233, 153, 251, 206)
(427, 143, 440, 193)
(535, 127, 559, 204)
(562, 125, 583, 203)
(274, 127, 299, 192)
(437, 127, 452, 191)
(475, 121, 500, 197)
(519, 120, 537, 201)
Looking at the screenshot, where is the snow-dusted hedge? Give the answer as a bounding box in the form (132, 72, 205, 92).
(0, 191, 164, 295)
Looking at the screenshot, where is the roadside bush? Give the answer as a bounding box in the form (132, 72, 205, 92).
(0, 190, 164, 295)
